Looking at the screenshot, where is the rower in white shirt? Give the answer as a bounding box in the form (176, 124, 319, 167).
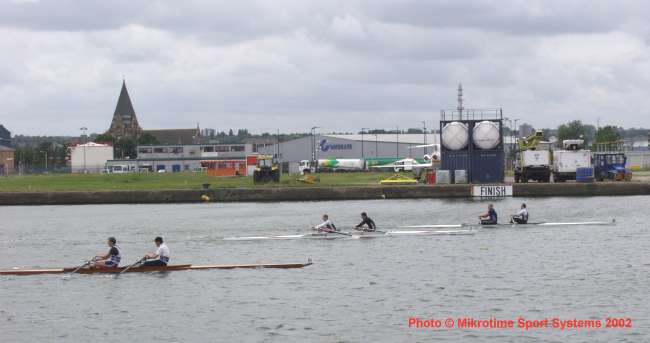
(510, 203, 529, 224)
(313, 214, 338, 232)
(142, 236, 170, 266)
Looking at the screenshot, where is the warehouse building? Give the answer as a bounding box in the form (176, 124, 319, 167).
(259, 133, 440, 163)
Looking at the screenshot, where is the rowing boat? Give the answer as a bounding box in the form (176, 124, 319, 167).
(403, 219, 615, 229)
(0, 261, 313, 276)
(223, 229, 475, 241)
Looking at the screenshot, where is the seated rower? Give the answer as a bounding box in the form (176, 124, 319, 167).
(355, 212, 376, 232)
(142, 236, 170, 266)
(92, 237, 121, 268)
(313, 214, 337, 232)
(478, 204, 498, 225)
(510, 203, 529, 224)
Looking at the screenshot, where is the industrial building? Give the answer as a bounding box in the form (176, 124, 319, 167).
(106, 143, 253, 175)
(70, 142, 114, 173)
(259, 133, 440, 165)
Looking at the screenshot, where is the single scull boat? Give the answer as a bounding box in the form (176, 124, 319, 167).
(0, 261, 313, 276)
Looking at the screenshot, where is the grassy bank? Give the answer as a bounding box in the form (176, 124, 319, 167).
(0, 172, 405, 192)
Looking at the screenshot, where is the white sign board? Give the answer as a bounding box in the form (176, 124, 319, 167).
(472, 185, 513, 197)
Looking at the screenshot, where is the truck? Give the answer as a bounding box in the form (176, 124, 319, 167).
(299, 159, 365, 174)
(514, 130, 552, 183)
(552, 139, 591, 182)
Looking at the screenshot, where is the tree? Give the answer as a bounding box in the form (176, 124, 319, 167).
(228, 129, 234, 136)
(114, 138, 137, 159)
(137, 132, 159, 145)
(594, 125, 621, 143)
(95, 133, 114, 144)
(557, 120, 587, 144)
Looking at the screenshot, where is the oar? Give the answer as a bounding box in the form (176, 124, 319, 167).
(312, 227, 351, 236)
(65, 257, 94, 276)
(116, 257, 146, 276)
(351, 227, 385, 234)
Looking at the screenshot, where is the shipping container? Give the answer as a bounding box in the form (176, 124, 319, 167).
(470, 150, 505, 183)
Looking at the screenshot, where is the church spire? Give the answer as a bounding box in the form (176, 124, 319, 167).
(108, 79, 141, 139)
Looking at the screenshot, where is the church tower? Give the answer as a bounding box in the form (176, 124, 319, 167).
(108, 80, 142, 139)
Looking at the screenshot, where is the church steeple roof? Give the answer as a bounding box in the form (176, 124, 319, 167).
(108, 80, 141, 138)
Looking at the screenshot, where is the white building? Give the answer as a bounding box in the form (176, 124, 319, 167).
(70, 142, 114, 173)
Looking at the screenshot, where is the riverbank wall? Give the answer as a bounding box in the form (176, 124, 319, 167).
(1, 182, 649, 205)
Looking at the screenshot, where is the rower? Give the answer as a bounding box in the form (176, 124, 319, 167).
(478, 204, 498, 225)
(142, 237, 170, 266)
(92, 237, 121, 268)
(355, 212, 376, 232)
(510, 203, 529, 224)
(313, 214, 337, 232)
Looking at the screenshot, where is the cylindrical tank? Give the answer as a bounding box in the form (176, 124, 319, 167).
(441, 122, 469, 150)
(472, 121, 500, 150)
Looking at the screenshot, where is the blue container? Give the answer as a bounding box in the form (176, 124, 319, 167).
(576, 167, 594, 182)
(470, 150, 505, 183)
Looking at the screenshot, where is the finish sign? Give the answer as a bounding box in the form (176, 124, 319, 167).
(472, 185, 513, 197)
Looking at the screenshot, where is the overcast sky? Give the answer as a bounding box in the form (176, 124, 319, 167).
(1, 0, 649, 136)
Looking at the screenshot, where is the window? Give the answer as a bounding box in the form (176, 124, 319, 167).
(153, 147, 167, 153)
(215, 146, 230, 152)
(169, 147, 183, 154)
(138, 147, 152, 154)
(230, 145, 245, 152)
(202, 146, 214, 152)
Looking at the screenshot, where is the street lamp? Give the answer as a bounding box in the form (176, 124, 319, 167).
(361, 128, 369, 161)
(41, 151, 47, 172)
(395, 126, 399, 158)
(80, 127, 88, 173)
(310, 126, 320, 167)
(375, 134, 378, 157)
(421, 121, 427, 155)
(513, 119, 520, 138)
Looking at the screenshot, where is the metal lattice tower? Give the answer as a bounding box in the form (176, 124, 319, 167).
(457, 83, 464, 118)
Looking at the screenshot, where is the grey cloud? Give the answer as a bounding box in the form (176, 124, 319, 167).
(0, 1, 649, 135)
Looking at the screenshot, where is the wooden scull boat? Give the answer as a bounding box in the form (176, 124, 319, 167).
(0, 261, 313, 276)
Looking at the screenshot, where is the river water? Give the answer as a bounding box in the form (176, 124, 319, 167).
(1, 197, 649, 342)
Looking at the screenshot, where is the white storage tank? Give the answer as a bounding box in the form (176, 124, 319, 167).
(441, 122, 469, 151)
(472, 121, 500, 150)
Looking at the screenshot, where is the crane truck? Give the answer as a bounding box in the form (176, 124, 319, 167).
(514, 130, 552, 183)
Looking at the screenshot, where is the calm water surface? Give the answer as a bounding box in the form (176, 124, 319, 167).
(1, 197, 649, 342)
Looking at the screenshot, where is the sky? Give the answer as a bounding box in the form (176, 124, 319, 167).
(1, 0, 649, 136)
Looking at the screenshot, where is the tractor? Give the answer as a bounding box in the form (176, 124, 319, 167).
(253, 155, 280, 184)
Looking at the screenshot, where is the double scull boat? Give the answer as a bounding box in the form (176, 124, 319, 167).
(0, 261, 313, 276)
(223, 229, 475, 241)
(403, 219, 615, 229)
